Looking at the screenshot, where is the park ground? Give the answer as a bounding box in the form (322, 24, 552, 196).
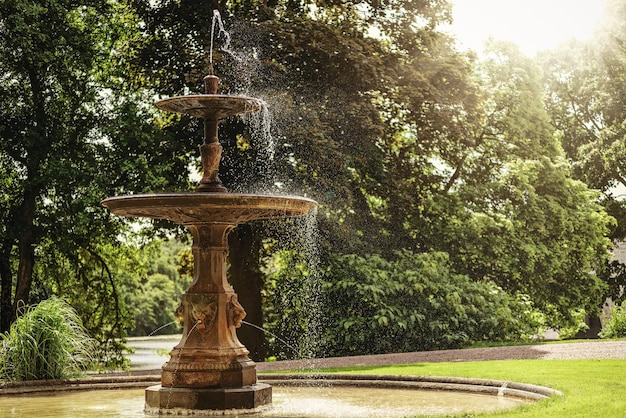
(125, 336, 626, 372)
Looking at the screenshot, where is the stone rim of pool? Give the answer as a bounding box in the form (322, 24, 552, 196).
(0, 372, 561, 417)
(0, 372, 563, 399)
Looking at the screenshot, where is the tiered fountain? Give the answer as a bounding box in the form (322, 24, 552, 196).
(101, 73, 317, 414)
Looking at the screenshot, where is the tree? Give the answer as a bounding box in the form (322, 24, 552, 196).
(124, 0, 459, 358)
(347, 38, 614, 326)
(130, 239, 190, 336)
(0, 0, 193, 364)
(541, 0, 626, 306)
(0, 0, 116, 330)
(431, 43, 614, 324)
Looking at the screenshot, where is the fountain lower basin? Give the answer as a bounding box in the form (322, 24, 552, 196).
(0, 373, 556, 417)
(101, 193, 317, 225)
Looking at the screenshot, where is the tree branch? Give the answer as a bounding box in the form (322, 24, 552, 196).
(85, 247, 122, 329)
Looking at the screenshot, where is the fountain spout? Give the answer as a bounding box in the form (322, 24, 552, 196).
(204, 74, 219, 94)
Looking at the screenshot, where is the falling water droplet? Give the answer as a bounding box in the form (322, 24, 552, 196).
(242, 99, 276, 162)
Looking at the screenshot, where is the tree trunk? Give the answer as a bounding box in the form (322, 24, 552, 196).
(8, 67, 47, 322)
(228, 224, 267, 362)
(574, 315, 603, 339)
(0, 242, 14, 333)
(11, 187, 37, 322)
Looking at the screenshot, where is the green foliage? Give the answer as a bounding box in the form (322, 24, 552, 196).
(442, 157, 613, 325)
(262, 249, 322, 360)
(118, 0, 617, 352)
(0, 0, 194, 366)
(34, 239, 144, 369)
(264, 249, 544, 359)
(555, 309, 590, 340)
(127, 239, 189, 336)
(131, 273, 181, 336)
(404, 43, 615, 325)
(0, 0, 615, 366)
(541, 0, 626, 305)
(599, 301, 626, 339)
(176, 247, 193, 280)
(321, 251, 542, 356)
(0, 298, 96, 381)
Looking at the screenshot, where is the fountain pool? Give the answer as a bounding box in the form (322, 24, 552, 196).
(0, 374, 544, 417)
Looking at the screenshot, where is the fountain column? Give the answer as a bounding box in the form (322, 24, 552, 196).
(197, 75, 228, 193)
(145, 220, 271, 411)
(160, 223, 256, 389)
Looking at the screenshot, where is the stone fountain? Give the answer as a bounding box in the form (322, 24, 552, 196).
(101, 73, 317, 414)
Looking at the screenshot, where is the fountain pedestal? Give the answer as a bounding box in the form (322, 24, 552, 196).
(145, 383, 272, 412)
(162, 224, 252, 388)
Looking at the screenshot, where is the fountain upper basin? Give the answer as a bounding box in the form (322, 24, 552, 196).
(101, 193, 317, 225)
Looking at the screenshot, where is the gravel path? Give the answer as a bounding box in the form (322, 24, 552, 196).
(125, 337, 626, 372)
(256, 340, 626, 372)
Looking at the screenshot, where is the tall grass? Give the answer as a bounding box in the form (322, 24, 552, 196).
(0, 297, 96, 381)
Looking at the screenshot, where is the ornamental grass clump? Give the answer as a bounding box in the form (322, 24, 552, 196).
(0, 297, 96, 381)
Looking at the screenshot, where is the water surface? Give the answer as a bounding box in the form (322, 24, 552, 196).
(0, 386, 527, 417)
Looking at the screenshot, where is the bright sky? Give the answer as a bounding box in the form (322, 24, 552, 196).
(447, 0, 608, 56)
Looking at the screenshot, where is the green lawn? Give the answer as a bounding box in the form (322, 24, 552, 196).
(316, 359, 626, 417)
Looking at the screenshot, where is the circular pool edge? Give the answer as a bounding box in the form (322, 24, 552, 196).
(0, 372, 562, 401)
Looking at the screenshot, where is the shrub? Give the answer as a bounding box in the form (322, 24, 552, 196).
(263, 249, 543, 359)
(599, 301, 626, 339)
(0, 297, 96, 381)
(554, 308, 589, 340)
(320, 250, 542, 356)
(262, 249, 321, 360)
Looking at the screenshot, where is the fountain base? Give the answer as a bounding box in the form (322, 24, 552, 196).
(145, 383, 272, 414)
(161, 351, 258, 388)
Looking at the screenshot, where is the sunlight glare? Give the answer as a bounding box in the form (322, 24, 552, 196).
(447, 0, 607, 55)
